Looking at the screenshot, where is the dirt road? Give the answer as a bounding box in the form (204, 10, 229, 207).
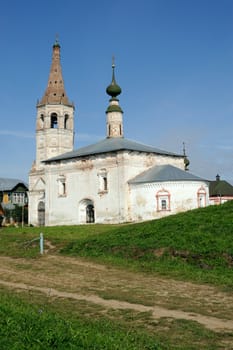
(0, 254, 232, 333)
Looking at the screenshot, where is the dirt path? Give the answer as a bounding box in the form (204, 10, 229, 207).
(0, 254, 232, 333)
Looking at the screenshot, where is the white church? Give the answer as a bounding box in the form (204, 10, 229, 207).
(28, 41, 209, 226)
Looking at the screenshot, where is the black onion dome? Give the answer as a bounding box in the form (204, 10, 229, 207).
(106, 63, 122, 98)
(184, 156, 190, 171)
(53, 37, 60, 48)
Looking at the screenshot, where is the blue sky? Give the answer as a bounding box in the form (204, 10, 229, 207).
(0, 0, 232, 183)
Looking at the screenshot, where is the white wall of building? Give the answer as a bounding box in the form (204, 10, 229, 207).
(40, 151, 186, 226)
(129, 181, 209, 222)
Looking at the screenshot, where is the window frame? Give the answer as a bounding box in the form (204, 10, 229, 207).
(156, 188, 171, 212)
(197, 186, 206, 208)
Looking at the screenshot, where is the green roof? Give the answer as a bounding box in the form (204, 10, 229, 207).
(106, 104, 123, 113)
(209, 180, 233, 196)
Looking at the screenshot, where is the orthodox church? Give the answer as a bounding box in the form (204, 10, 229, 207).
(28, 41, 209, 226)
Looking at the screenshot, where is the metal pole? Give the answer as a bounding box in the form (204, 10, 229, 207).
(40, 233, 44, 255)
(22, 205, 24, 227)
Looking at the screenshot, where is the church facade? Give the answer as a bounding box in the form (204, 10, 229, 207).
(28, 41, 209, 226)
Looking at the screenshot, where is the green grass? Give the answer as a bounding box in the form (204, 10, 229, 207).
(0, 287, 228, 350)
(1, 203, 233, 349)
(1, 201, 233, 286)
(0, 288, 162, 349)
(60, 201, 233, 287)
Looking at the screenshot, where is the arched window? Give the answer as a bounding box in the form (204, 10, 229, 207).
(156, 189, 171, 211)
(197, 186, 206, 208)
(57, 175, 66, 196)
(51, 113, 58, 128)
(103, 176, 107, 191)
(98, 169, 108, 193)
(64, 114, 69, 129)
(40, 114, 44, 128)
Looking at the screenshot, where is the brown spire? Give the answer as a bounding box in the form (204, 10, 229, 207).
(38, 39, 72, 106)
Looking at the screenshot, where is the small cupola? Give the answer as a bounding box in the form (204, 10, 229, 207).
(106, 58, 124, 138)
(183, 142, 190, 171)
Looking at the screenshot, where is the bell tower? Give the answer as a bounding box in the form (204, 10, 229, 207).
(35, 39, 75, 168)
(29, 39, 75, 226)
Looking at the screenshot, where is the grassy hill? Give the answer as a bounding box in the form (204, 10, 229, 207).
(1, 201, 233, 287)
(61, 201, 233, 287)
(1, 202, 233, 349)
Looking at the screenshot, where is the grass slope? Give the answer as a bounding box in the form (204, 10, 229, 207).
(0, 203, 233, 349)
(61, 201, 233, 287)
(1, 201, 233, 286)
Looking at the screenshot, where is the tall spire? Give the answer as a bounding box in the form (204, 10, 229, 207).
(38, 39, 72, 106)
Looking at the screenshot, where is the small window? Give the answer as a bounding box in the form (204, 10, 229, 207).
(103, 177, 107, 191)
(64, 114, 69, 129)
(57, 176, 66, 197)
(161, 199, 167, 210)
(40, 114, 44, 128)
(156, 189, 170, 212)
(12, 192, 25, 204)
(98, 169, 108, 193)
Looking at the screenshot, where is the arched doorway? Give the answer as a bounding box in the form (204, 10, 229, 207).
(38, 201, 45, 226)
(86, 204, 95, 223)
(79, 199, 95, 224)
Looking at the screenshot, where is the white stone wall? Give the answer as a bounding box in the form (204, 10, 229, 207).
(129, 181, 209, 222)
(41, 150, 186, 226)
(36, 104, 74, 167)
(28, 168, 46, 226)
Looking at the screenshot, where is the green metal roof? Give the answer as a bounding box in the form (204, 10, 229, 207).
(209, 180, 233, 196)
(106, 103, 123, 113)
